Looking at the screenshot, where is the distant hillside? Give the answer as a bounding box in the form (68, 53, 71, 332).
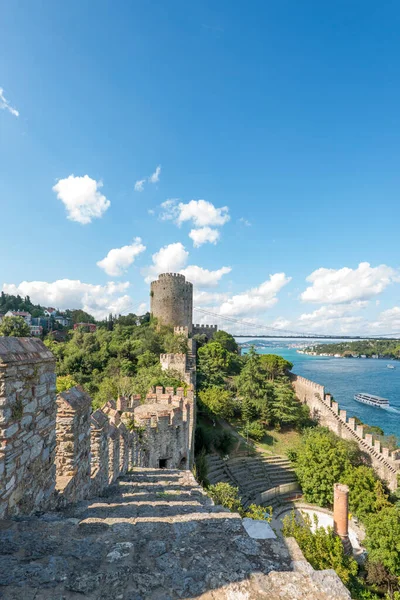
(305, 339, 400, 359)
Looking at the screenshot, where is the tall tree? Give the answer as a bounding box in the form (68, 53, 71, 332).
(0, 316, 30, 337)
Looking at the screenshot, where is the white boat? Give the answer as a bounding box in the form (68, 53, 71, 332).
(387, 364, 395, 369)
(354, 393, 389, 408)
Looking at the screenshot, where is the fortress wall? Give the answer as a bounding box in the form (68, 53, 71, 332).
(192, 324, 218, 340)
(55, 386, 92, 505)
(291, 373, 400, 490)
(0, 337, 197, 517)
(0, 338, 56, 519)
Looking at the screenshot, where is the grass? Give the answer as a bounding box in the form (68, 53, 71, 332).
(256, 427, 301, 457)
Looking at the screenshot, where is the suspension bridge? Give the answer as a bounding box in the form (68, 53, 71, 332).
(192, 307, 400, 340)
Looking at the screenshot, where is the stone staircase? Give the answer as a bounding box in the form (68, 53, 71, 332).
(0, 468, 349, 599)
(206, 453, 300, 509)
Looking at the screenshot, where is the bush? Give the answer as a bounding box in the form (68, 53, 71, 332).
(208, 482, 242, 513)
(193, 450, 209, 487)
(282, 510, 358, 586)
(243, 420, 265, 442)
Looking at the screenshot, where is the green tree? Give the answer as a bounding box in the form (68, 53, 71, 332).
(269, 382, 302, 426)
(260, 354, 293, 380)
(364, 507, 400, 577)
(236, 347, 272, 424)
(294, 427, 360, 506)
(282, 511, 358, 586)
(342, 465, 391, 521)
(199, 386, 235, 420)
(212, 330, 239, 354)
(197, 341, 236, 386)
(56, 374, 78, 393)
(0, 316, 30, 337)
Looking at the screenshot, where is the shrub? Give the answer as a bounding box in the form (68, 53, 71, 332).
(208, 482, 242, 513)
(282, 510, 358, 586)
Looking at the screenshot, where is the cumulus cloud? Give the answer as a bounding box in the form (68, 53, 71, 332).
(149, 165, 161, 183)
(181, 265, 231, 288)
(142, 242, 232, 288)
(217, 273, 291, 317)
(0, 88, 19, 117)
(370, 306, 400, 334)
(142, 242, 189, 283)
(297, 302, 368, 333)
(188, 227, 220, 247)
(193, 290, 230, 306)
(3, 280, 133, 320)
(53, 174, 111, 224)
(271, 317, 292, 330)
(97, 238, 146, 276)
(161, 199, 230, 228)
(301, 262, 400, 304)
(134, 179, 145, 192)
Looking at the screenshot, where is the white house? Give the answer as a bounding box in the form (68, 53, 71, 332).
(44, 307, 57, 317)
(5, 311, 32, 325)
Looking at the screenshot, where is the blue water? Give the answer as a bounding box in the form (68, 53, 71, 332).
(240, 342, 400, 438)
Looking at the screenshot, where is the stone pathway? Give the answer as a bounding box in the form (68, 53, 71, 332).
(0, 469, 349, 599)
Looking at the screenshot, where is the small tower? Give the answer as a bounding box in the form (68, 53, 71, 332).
(150, 273, 193, 332)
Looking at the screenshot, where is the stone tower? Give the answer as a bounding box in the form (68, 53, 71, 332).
(150, 273, 193, 332)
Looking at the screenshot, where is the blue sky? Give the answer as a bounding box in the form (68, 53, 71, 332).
(1, 1, 400, 334)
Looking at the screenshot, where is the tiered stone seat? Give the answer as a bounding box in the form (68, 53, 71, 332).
(206, 452, 299, 509)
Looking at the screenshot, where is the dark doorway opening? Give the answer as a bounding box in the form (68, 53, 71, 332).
(159, 458, 167, 469)
(179, 457, 187, 469)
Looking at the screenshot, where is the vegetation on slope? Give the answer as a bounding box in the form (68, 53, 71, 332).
(305, 340, 400, 359)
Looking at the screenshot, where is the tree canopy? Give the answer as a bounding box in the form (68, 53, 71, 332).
(0, 316, 31, 337)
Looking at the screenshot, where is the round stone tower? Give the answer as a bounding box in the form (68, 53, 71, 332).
(150, 273, 193, 332)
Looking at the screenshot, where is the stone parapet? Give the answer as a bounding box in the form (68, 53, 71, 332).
(0, 338, 56, 519)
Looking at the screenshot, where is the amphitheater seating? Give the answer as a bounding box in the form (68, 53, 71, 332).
(206, 452, 299, 509)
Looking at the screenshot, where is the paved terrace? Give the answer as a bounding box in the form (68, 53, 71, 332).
(0, 468, 349, 599)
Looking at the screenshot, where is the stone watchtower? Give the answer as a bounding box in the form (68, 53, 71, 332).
(150, 273, 193, 332)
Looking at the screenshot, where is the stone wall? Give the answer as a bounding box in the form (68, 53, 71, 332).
(133, 385, 195, 469)
(150, 273, 193, 332)
(55, 386, 92, 505)
(291, 373, 400, 490)
(0, 338, 56, 519)
(192, 324, 218, 340)
(0, 337, 197, 518)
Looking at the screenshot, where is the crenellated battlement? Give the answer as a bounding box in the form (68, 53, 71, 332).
(0, 338, 196, 518)
(291, 373, 400, 489)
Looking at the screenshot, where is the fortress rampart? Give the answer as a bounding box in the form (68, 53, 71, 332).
(291, 373, 400, 490)
(0, 338, 195, 519)
(192, 324, 217, 340)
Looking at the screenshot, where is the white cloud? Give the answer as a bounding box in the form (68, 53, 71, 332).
(3, 280, 133, 320)
(134, 165, 161, 192)
(161, 199, 230, 228)
(181, 265, 231, 288)
(0, 88, 19, 117)
(301, 262, 400, 304)
(271, 317, 291, 330)
(53, 174, 111, 224)
(217, 273, 291, 317)
(370, 306, 400, 334)
(143, 242, 189, 283)
(134, 179, 145, 192)
(189, 227, 220, 247)
(297, 302, 367, 333)
(238, 218, 251, 227)
(142, 242, 231, 288)
(97, 238, 146, 276)
(193, 290, 230, 306)
(149, 165, 161, 183)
